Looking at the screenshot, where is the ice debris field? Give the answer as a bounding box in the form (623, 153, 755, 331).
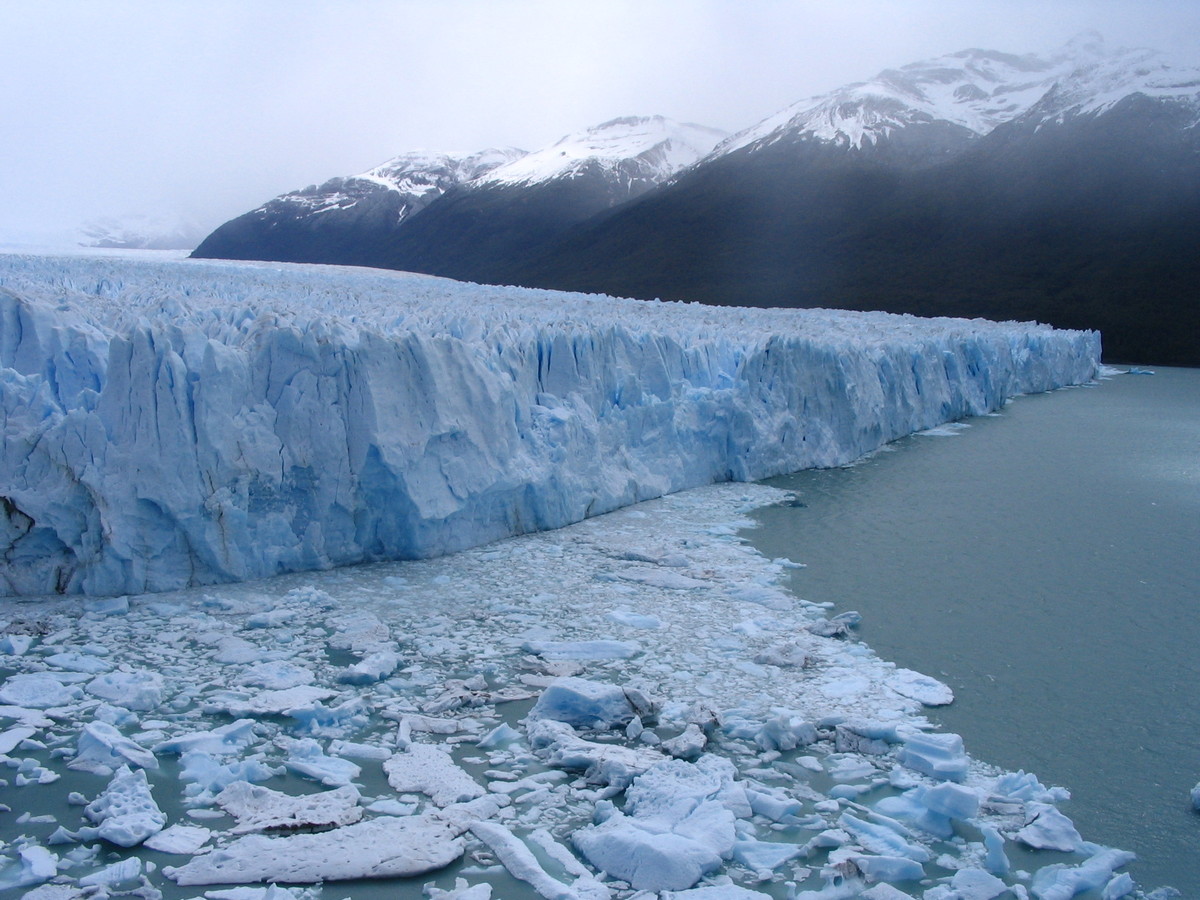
(0, 484, 1151, 900)
(0, 253, 1098, 598)
(0, 253, 1147, 899)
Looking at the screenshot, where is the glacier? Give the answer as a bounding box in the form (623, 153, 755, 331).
(0, 251, 1099, 596)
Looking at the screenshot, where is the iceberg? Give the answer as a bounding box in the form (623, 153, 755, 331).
(0, 252, 1100, 596)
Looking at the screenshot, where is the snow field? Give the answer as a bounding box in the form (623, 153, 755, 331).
(0, 253, 1098, 597)
(0, 482, 1140, 898)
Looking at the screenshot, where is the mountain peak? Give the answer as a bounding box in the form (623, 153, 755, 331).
(474, 115, 727, 188)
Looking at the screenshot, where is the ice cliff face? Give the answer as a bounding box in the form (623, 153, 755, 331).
(0, 253, 1099, 596)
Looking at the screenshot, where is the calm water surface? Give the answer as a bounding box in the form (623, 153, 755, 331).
(748, 367, 1200, 895)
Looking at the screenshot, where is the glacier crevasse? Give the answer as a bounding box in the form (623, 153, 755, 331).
(0, 254, 1099, 596)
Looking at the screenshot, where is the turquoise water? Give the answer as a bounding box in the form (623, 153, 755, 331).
(748, 367, 1200, 895)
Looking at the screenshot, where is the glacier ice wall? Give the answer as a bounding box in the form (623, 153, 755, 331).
(0, 253, 1100, 596)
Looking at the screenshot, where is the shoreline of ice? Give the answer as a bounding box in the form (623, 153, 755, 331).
(1, 252, 1099, 597)
(0, 480, 1151, 898)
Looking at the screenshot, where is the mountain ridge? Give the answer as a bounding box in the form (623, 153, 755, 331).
(192, 35, 1200, 364)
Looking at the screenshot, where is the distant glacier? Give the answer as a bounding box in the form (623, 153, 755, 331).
(0, 253, 1099, 596)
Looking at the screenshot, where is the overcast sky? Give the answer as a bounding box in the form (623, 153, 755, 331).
(3, 0, 1198, 244)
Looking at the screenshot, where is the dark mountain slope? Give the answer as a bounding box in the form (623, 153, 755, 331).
(499, 95, 1200, 364)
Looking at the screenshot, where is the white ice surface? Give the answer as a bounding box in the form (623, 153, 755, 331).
(0, 252, 1098, 597)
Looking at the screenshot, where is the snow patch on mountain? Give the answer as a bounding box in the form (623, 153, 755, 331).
(257, 148, 527, 222)
(476, 116, 726, 188)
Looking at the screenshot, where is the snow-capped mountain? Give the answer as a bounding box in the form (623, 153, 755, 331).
(476, 115, 726, 189)
(192, 116, 722, 275)
(194, 36, 1199, 364)
(79, 212, 206, 250)
(191, 148, 525, 264)
(498, 35, 1200, 365)
(252, 147, 526, 221)
(708, 31, 1198, 159)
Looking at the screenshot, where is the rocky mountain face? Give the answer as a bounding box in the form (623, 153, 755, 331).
(193, 35, 1200, 364)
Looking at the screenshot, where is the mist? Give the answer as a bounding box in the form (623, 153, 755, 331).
(2, 0, 1197, 244)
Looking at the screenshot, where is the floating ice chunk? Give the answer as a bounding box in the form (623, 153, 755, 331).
(607, 609, 662, 629)
(0, 634, 35, 655)
(206, 888, 321, 900)
(82, 765, 166, 847)
(288, 696, 370, 735)
(529, 677, 654, 730)
(745, 786, 803, 822)
(0, 725, 37, 754)
(338, 649, 400, 684)
(201, 685, 337, 717)
(859, 885, 913, 900)
(573, 756, 743, 891)
(471, 821, 604, 900)
(527, 718, 666, 789)
(981, 825, 1010, 876)
(142, 824, 212, 854)
(878, 792, 950, 844)
(1101, 872, 1136, 899)
(752, 642, 810, 668)
(0, 673, 83, 708)
(991, 770, 1069, 803)
(573, 821, 725, 892)
(839, 814, 931, 862)
(662, 724, 707, 760)
(667, 887, 774, 899)
(179, 752, 284, 806)
(212, 637, 261, 664)
(834, 723, 892, 755)
(327, 739, 392, 760)
(384, 742, 485, 806)
(750, 712, 818, 752)
(426, 879, 494, 900)
(1029, 847, 1137, 900)
(77, 856, 141, 887)
(280, 737, 361, 787)
(153, 718, 259, 756)
(85, 669, 165, 710)
(216, 781, 363, 833)
(246, 608, 293, 628)
(238, 661, 315, 689)
(70, 721, 158, 774)
(1015, 802, 1083, 852)
(0, 842, 57, 890)
(886, 669, 954, 707)
(477, 722, 522, 749)
(948, 867, 1008, 900)
(82, 595, 129, 615)
(1191, 781, 1200, 811)
(848, 853, 925, 883)
(897, 731, 969, 782)
(44, 651, 113, 673)
(918, 781, 980, 820)
(521, 640, 640, 660)
(732, 837, 803, 870)
(164, 795, 506, 884)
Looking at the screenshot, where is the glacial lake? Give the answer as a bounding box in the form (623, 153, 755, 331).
(748, 366, 1200, 895)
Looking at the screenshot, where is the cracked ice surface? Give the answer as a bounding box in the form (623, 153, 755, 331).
(0, 252, 1099, 596)
(0, 482, 1141, 898)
